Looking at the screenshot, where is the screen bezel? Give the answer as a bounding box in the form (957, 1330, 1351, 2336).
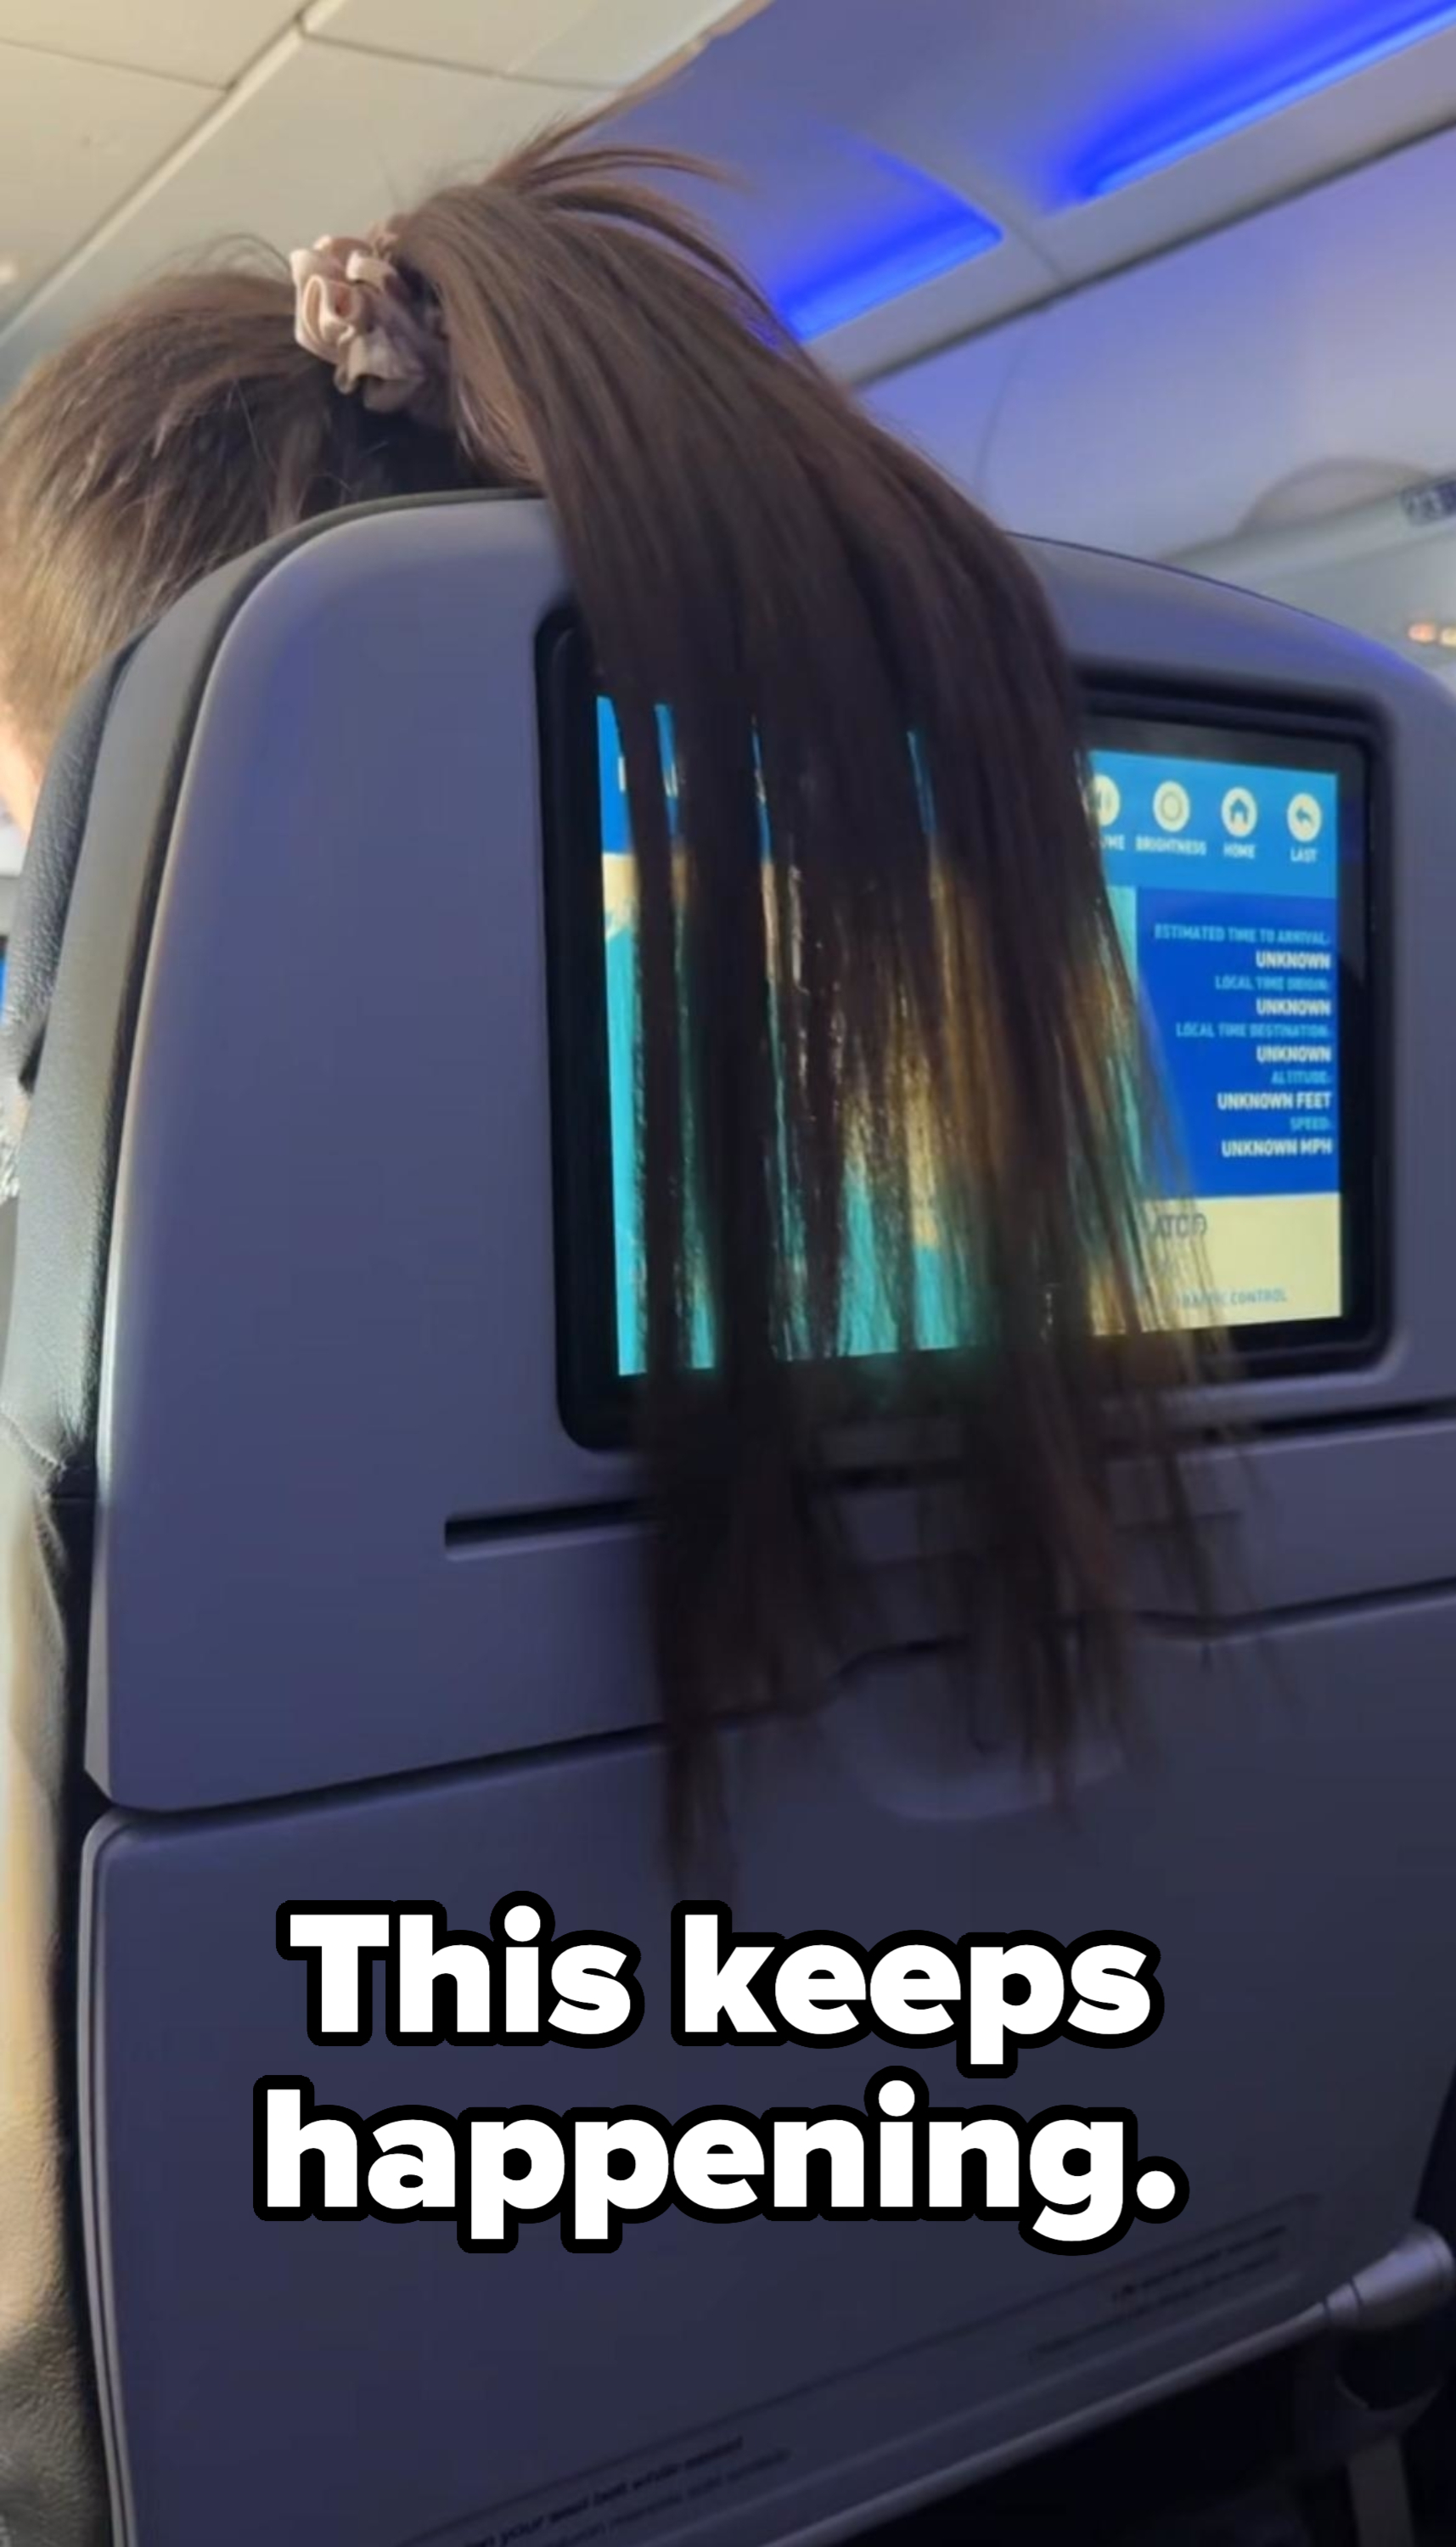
(539, 615, 1386, 1453)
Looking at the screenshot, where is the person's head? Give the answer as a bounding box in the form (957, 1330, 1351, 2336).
(0, 115, 1203, 1835)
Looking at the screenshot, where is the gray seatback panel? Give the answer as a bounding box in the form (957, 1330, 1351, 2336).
(84, 1594, 1456, 2547)
(78, 504, 1456, 1812)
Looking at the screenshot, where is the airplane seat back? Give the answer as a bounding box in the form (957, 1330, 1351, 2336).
(3, 492, 1456, 2547)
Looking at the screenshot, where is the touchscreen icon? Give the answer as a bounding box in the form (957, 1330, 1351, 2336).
(1154, 780, 1191, 835)
(1222, 787, 1257, 838)
(1289, 793, 1324, 845)
(1091, 773, 1122, 829)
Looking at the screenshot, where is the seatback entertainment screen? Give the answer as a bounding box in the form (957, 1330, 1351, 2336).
(544, 649, 1376, 1431)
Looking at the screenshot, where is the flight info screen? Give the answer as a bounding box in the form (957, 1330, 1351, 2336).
(597, 710, 1344, 1375)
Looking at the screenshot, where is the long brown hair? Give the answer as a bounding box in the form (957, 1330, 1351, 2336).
(0, 116, 1205, 1830)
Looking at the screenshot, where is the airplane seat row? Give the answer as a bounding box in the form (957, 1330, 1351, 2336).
(0, 490, 1454, 2547)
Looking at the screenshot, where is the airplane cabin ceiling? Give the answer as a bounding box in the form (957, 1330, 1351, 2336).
(869, 119, 1456, 559)
(0, 0, 763, 381)
(602, 0, 1456, 374)
(2, 0, 1455, 572)
(0, 0, 301, 85)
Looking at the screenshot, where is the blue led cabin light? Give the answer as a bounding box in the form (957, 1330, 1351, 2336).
(779, 190, 1002, 339)
(1082, 0, 1456, 196)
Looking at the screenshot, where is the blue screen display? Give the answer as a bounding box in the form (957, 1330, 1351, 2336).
(599, 717, 1345, 1371)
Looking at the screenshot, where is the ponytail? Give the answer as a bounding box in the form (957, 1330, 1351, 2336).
(394, 125, 1203, 1827)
